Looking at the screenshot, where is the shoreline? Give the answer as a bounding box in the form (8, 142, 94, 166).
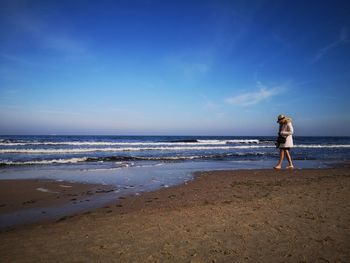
(0, 166, 349, 262)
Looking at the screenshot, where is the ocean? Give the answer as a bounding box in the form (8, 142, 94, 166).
(1, 135, 349, 167)
(1, 135, 350, 187)
(0, 135, 349, 227)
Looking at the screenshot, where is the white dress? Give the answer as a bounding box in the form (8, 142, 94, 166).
(279, 122, 294, 148)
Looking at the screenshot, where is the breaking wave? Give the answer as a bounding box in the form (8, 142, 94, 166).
(0, 139, 260, 146)
(0, 152, 270, 166)
(0, 145, 273, 154)
(0, 157, 88, 166)
(1, 144, 350, 154)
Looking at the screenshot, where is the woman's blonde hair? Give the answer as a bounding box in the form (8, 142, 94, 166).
(277, 114, 292, 124)
(282, 117, 292, 124)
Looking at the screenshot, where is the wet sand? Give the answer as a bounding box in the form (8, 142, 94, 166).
(0, 168, 349, 262)
(0, 179, 116, 228)
(0, 179, 115, 214)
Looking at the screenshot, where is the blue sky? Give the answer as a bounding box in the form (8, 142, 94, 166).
(1, 0, 350, 136)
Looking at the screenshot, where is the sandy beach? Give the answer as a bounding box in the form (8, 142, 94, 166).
(0, 167, 349, 262)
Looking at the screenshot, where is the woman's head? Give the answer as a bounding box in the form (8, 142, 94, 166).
(277, 114, 292, 124)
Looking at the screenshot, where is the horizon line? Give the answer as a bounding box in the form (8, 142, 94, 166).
(0, 134, 349, 138)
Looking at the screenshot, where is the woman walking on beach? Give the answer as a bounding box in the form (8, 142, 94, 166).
(274, 114, 294, 169)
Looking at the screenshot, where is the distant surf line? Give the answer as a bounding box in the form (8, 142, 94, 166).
(1, 144, 350, 154)
(0, 145, 273, 154)
(0, 139, 260, 146)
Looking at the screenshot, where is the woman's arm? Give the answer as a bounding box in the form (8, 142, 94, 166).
(280, 122, 294, 136)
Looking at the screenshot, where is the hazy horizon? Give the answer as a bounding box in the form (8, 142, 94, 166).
(1, 134, 349, 138)
(1, 0, 350, 136)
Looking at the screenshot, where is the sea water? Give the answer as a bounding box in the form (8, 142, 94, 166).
(1, 135, 349, 164)
(1, 134, 349, 189)
(0, 135, 349, 227)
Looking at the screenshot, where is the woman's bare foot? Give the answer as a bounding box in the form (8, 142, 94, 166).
(286, 165, 294, 169)
(274, 166, 282, 170)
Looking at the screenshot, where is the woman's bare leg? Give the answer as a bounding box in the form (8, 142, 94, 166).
(285, 150, 294, 168)
(274, 149, 285, 169)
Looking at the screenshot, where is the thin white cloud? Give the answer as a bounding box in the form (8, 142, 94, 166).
(183, 62, 210, 77)
(44, 34, 87, 54)
(0, 53, 38, 66)
(311, 27, 349, 63)
(164, 49, 214, 80)
(205, 101, 218, 109)
(225, 82, 285, 106)
(10, 14, 88, 56)
(200, 94, 219, 110)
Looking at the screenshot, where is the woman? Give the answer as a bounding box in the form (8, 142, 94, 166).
(274, 114, 294, 169)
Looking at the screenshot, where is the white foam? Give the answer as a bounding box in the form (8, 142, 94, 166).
(0, 139, 260, 146)
(59, 185, 72, 188)
(0, 145, 274, 154)
(115, 161, 132, 168)
(81, 167, 124, 172)
(0, 157, 88, 165)
(36, 188, 58, 194)
(1, 144, 349, 158)
(295, 144, 350, 148)
(198, 139, 259, 144)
